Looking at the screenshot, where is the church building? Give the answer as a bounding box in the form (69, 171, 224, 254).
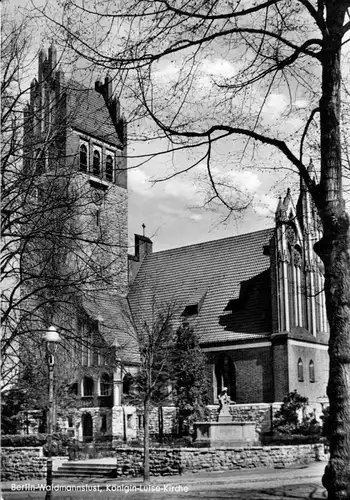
(128, 174, 329, 407)
(21, 47, 329, 441)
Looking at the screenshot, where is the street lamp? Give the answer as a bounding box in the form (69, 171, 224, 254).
(43, 326, 61, 500)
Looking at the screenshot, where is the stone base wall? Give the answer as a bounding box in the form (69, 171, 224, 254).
(176, 444, 327, 474)
(72, 443, 327, 476)
(1, 448, 68, 481)
(1, 444, 327, 480)
(137, 406, 178, 440)
(207, 403, 282, 435)
(1, 448, 46, 481)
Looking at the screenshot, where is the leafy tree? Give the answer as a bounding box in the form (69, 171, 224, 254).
(173, 322, 209, 436)
(41, 1, 350, 496)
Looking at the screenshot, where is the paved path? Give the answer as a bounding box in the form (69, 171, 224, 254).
(1, 461, 327, 499)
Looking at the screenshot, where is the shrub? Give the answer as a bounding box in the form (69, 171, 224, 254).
(1, 434, 47, 447)
(272, 390, 321, 436)
(1, 433, 72, 456)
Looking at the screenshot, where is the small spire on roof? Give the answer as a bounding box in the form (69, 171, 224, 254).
(142, 223, 146, 237)
(307, 158, 317, 182)
(275, 194, 288, 222)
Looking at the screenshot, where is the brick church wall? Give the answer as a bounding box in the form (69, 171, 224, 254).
(209, 346, 274, 404)
(287, 343, 329, 402)
(272, 338, 289, 401)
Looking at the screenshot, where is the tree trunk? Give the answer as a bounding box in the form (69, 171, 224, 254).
(143, 398, 150, 482)
(321, 236, 350, 500)
(315, 3, 350, 499)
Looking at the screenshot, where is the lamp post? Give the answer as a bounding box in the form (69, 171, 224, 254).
(43, 326, 61, 500)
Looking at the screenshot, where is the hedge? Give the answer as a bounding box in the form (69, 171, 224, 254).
(1, 433, 73, 455)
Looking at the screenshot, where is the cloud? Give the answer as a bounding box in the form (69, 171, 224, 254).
(265, 93, 289, 117)
(189, 213, 203, 222)
(163, 176, 200, 200)
(128, 168, 156, 197)
(200, 58, 237, 79)
(254, 194, 277, 217)
(129, 166, 206, 206)
(153, 62, 180, 83)
(293, 98, 309, 109)
(225, 170, 262, 193)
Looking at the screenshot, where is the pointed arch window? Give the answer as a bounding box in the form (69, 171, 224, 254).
(93, 150, 101, 176)
(123, 373, 133, 395)
(83, 376, 94, 397)
(105, 155, 113, 182)
(297, 358, 304, 382)
(309, 360, 315, 383)
(100, 373, 112, 396)
(215, 355, 236, 402)
(80, 144, 88, 172)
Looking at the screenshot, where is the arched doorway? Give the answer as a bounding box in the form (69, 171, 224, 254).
(82, 413, 93, 442)
(215, 355, 236, 402)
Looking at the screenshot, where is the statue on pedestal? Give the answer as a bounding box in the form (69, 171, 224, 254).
(218, 387, 230, 416)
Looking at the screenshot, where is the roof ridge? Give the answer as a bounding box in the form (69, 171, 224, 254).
(153, 227, 274, 255)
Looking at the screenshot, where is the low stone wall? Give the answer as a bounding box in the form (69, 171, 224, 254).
(1, 444, 327, 480)
(177, 444, 327, 474)
(71, 443, 327, 476)
(1, 447, 46, 481)
(1, 448, 69, 481)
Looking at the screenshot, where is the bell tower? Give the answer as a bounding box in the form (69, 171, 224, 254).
(23, 46, 129, 297)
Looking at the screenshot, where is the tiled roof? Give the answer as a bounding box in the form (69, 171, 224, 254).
(82, 292, 139, 363)
(128, 228, 275, 345)
(66, 81, 122, 147)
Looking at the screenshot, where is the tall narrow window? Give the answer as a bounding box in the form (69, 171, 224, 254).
(123, 373, 133, 395)
(215, 355, 236, 401)
(96, 208, 100, 227)
(309, 360, 315, 383)
(93, 150, 101, 176)
(100, 415, 107, 433)
(100, 373, 112, 396)
(105, 155, 113, 182)
(297, 358, 304, 382)
(83, 376, 94, 397)
(80, 144, 88, 172)
(82, 342, 90, 366)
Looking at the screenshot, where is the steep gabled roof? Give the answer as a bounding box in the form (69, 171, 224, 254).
(66, 82, 122, 147)
(82, 292, 139, 363)
(128, 228, 275, 345)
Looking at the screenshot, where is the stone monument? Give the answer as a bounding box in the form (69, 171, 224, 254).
(194, 388, 256, 447)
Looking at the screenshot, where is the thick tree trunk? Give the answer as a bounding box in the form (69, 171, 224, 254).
(315, 3, 350, 499)
(318, 224, 350, 500)
(143, 398, 150, 482)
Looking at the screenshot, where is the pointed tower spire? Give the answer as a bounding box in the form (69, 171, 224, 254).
(275, 196, 286, 222)
(307, 158, 317, 183)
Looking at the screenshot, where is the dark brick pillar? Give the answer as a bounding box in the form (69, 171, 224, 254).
(271, 333, 289, 401)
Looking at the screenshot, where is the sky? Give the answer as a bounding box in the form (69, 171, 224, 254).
(7, 0, 350, 255)
(127, 153, 279, 252)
